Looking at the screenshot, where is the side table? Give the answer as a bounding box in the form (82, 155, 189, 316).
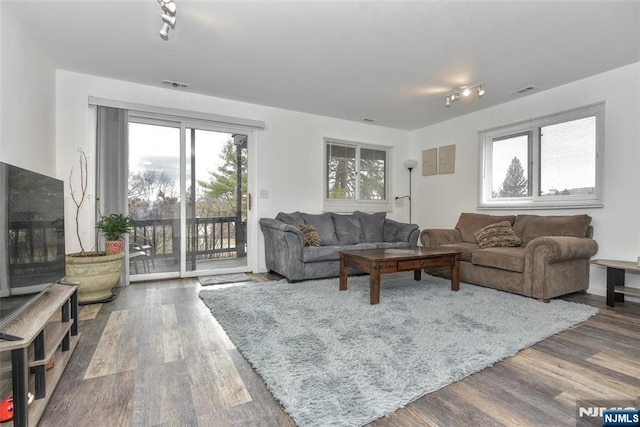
(590, 259, 640, 307)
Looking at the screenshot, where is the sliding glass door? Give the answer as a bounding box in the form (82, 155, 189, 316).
(185, 128, 248, 274)
(128, 120, 250, 280)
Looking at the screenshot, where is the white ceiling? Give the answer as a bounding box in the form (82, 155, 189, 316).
(7, 1, 640, 130)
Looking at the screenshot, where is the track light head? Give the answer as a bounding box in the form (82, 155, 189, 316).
(477, 86, 485, 97)
(160, 22, 170, 39)
(159, 0, 176, 14)
(162, 13, 176, 28)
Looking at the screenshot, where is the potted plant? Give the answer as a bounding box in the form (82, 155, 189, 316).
(96, 213, 134, 255)
(64, 149, 128, 304)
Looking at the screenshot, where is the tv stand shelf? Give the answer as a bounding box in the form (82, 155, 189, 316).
(0, 284, 78, 427)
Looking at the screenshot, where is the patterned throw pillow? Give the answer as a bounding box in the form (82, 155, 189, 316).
(298, 224, 320, 247)
(473, 221, 522, 249)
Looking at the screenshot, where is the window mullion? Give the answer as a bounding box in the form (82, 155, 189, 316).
(355, 147, 361, 202)
(531, 129, 540, 201)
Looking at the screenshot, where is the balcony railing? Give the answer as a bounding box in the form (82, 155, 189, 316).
(9, 217, 245, 275)
(130, 216, 246, 266)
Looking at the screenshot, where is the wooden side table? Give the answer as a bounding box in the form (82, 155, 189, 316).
(590, 259, 640, 307)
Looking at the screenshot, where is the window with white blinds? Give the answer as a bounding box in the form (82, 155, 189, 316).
(479, 102, 605, 209)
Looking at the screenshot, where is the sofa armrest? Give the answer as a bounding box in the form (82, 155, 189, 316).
(259, 218, 306, 262)
(383, 219, 420, 245)
(525, 236, 598, 264)
(260, 217, 302, 235)
(420, 229, 462, 248)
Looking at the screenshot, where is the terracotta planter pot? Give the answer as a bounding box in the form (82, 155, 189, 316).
(65, 252, 125, 303)
(105, 240, 124, 255)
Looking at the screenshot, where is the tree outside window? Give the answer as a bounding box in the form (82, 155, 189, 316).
(324, 139, 390, 212)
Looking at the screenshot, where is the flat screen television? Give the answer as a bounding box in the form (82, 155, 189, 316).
(0, 161, 65, 340)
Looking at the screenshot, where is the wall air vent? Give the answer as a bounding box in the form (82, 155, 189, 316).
(508, 85, 537, 96)
(162, 79, 189, 89)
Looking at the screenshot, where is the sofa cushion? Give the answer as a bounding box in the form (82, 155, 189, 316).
(455, 213, 517, 243)
(302, 213, 339, 246)
(473, 221, 522, 249)
(472, 247, 526, 273)
(332, 214, 365, 244)
(513, 214, 592, 245)
(301, 243, 377, 262)
(276, 211, 304, 226)
(437, 242, 481, 262)
(354, 211, 386, 242)
(297, 224, 320, 247)
(383, 218, 418, 242)
(301, 245, 341, 262)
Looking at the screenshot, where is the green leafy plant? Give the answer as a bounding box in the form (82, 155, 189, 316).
(95, 213, 134, 241)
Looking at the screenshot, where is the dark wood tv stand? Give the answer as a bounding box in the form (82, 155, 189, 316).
(0, 284, 78, 427)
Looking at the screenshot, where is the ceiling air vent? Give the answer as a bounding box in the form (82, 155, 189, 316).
(162, 79, 189, 89)
(508, 85, 537, 96)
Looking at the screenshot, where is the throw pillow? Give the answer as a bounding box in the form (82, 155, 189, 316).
(474, 221, 522, 249)
(298, 224, 320, 247)
(455, 213, 516, 243)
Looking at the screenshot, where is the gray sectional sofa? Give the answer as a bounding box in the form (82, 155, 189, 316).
(420, 213, 598, 301)
(260, 211, 419, 282)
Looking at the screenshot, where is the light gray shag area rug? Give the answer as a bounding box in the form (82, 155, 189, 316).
(198, 272, 598, 427)
(198, 273, 255, 286)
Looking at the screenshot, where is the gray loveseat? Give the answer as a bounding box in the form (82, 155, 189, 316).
(420, 213, 598, 301)
(260, 211, 419, 282)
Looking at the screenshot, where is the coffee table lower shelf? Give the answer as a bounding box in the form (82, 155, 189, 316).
(339, 248, 461, 305)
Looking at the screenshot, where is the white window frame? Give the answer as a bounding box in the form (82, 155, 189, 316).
(478, 102, 605, 209)
(323, 137, 392, 213)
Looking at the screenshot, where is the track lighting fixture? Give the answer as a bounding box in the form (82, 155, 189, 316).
(444, 82, 485, 107)
(157, 0, 177, 40)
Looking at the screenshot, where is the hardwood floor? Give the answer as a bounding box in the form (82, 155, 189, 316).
(39, 276, 640, 426)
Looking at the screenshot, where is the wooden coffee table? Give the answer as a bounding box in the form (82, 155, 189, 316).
(339, 247, 461, 304)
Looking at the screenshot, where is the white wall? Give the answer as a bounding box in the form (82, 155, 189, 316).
(409, 62, 640, 296)
(7, 0, 637, 293)
(0, 3, 56, 176)
(56, 71, 411, 268)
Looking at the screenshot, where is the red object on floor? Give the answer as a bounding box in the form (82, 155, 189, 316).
(0, 396, 13, 422)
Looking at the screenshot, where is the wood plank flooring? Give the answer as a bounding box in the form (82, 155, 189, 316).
(38, 275, 640, 426)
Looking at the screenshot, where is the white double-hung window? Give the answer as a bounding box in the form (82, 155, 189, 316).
(479, 102, 605, 209)
(324, 138, 391, 212)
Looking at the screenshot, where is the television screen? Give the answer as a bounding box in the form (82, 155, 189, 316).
(0, 162, 65, 335)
